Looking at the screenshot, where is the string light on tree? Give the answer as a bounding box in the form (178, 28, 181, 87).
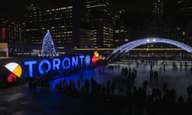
(40, 30, 58, 57)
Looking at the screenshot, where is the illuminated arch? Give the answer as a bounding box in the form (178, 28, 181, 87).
(109, 37, 192, 60)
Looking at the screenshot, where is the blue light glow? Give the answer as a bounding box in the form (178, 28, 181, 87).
(21, 55, 92, 78)
(52, 58, 61, 71)
(62, 57, 71, 70)
(71, 56, 79, 67)
(79, 56, 85, 65)
(49, 69, 95, 90)
(38, 60, 52, 75)
(24, 61, 37, 77)
(85, 55, 91, 65)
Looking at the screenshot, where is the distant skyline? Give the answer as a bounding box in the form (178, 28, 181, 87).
(0, 0, 178, 18)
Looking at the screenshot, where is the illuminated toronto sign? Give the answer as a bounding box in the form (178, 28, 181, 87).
(22, 55, 91, 78)
(0, 54, 96, 81)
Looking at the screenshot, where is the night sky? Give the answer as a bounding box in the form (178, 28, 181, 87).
(0, 0, 175, 18)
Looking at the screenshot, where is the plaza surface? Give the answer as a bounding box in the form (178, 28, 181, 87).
(108, 60, 192, 97)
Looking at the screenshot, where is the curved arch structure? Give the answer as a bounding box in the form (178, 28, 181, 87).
(109, 37, 192, 60)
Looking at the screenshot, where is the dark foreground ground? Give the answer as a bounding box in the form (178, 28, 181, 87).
(0, 85, 192, 115)
(0, 86, 130, 115)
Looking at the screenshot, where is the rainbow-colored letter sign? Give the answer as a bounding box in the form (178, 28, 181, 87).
(4, 62, 22, 83)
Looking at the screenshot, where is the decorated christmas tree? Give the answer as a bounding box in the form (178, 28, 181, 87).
(40, 30, 58, 57)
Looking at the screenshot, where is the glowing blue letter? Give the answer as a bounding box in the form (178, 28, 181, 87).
(24, 61, 37, 77)
(38, 60, 51, 75)
(52, 58, 61, 71)
(62, 57, 71, 70)
(79, 56, 85, 65)
(85, 55, 91, 65)
(71, 56, 78, 67)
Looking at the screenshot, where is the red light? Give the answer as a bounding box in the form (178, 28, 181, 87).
(7, 73, 16, 83)
(92, 51, 102, 64)
(92, 56, 97, 64)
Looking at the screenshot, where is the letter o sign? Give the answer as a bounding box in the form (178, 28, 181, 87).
(38, 60, 52, 75)
(62, 57, 71, 70)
